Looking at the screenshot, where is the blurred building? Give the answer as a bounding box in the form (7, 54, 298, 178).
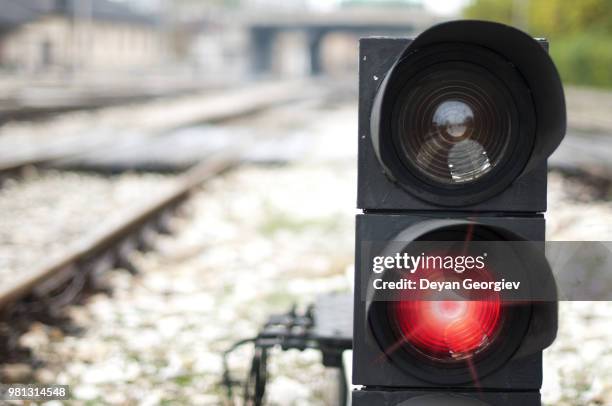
(175, 0, 437, 80)
(0, 0, 165, 74)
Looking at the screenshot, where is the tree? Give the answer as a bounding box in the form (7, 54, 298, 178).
(464, 0, 612, 37)
(463, 0, 612, 87)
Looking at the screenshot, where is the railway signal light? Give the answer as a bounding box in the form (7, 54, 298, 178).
(353, 20, 565, 405)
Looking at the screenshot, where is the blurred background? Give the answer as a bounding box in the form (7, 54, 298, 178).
(0, 0, 610, 405)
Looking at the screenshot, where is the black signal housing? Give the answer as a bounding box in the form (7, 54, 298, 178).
(353, 20, 564, 406)
(359, 20, 566, 209)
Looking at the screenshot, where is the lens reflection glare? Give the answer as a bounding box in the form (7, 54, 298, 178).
(433, 100, 473, 138)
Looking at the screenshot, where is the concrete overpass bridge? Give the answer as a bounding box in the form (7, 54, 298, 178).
(235, 8, 442, 75)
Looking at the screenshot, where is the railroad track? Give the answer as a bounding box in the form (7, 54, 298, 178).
(0, 80, 320, 185)
(0, 158, 51, 183)
(0, 82, 214, 126)
(0, 152, 238, 334)
(0, 82, 330, 322)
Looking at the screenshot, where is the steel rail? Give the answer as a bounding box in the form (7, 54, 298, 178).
(0, 152, 238, 311)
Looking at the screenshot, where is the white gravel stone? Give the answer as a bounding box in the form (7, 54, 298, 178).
(0, 171, 174, 278)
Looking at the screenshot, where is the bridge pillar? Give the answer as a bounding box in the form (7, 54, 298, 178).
(308, 30, 325, 76)
(250, 27, 276, 76)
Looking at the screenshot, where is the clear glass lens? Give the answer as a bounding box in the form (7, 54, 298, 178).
(395, 68, 512, 185)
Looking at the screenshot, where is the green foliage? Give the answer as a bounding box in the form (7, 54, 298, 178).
(464, 0, 514, 24)
(551, 33, 612, 88)
(463, 0, 612, 88)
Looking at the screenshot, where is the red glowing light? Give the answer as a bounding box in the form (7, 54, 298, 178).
(385, 251, 505, 361)
(393, 298, 501, 360)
